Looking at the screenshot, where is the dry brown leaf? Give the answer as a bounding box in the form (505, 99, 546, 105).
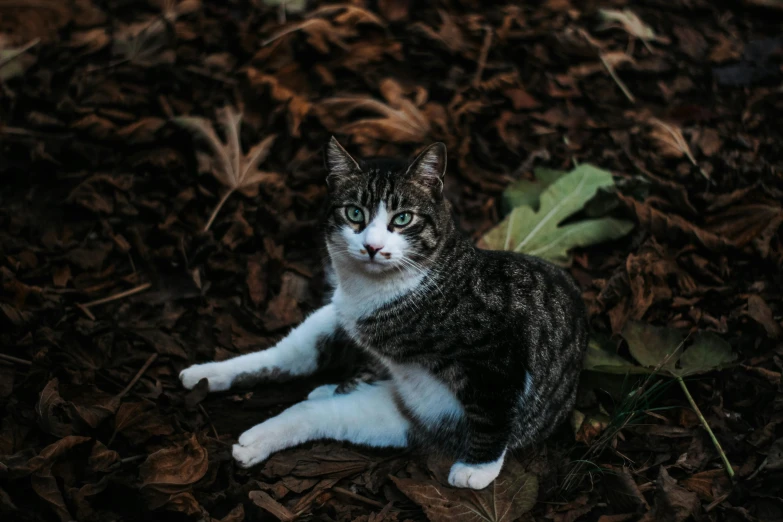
(391, 458, 537, 522)
(746, 295, 783, 339)
(249, 490, 296, 521)
(174, 106, 281, 230)
(319, 78, 431, 145)
(245, 69, 312, 137)
(648, 118, 697, 163)
(139, 434, 209, 492)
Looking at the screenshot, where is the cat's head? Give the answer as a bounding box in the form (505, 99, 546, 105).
(323, 137, 452, 275)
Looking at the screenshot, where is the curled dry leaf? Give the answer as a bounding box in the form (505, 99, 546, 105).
(139, 433, 209, 493)
(319, 78, 431, 145)
(174, 106, 281, 231)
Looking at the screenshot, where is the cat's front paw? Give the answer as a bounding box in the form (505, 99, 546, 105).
(448, 459, 504, 490)
(232, 443, 271, 469)
(179, 362, 234, 391)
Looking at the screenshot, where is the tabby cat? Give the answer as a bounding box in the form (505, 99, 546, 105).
(180, 138, 588, 489)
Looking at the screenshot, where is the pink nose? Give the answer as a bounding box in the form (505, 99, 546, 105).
(364, 244, 383, 259)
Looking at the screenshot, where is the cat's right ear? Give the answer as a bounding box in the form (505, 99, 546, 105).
(324, 137, 361, 189)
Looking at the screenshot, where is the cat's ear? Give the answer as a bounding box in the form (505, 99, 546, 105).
(405, 142, 447, 194)
(325, 136, 361, 189)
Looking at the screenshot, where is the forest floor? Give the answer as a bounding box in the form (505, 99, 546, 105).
(1, 1, 783, 521)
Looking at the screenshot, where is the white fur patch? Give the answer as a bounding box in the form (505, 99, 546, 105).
(179, 304, 337, 391)
(384, 360, 464, 426)
(448, 449, 507, 489)
(233, 381, 409, 468)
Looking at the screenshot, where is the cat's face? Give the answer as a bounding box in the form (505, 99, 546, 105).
(323, 138, 450, 276)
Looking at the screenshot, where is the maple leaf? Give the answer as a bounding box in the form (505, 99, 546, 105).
(173, 107, 280, 231)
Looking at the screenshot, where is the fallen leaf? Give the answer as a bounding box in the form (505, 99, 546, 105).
(391, 458, 538, 522)
(319, 78, 431, 145)
(139, 434, 209, 492)
(173, 106, 281, 230)
(641, 466, 700, 522)
(620, 321, 736, 376)
(480, 164, 635, 266)
(746, 295, 783, 339)
(249, 490, 296, 521)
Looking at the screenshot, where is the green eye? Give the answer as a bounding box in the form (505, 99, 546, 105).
(393, 212, 413, 227)
(345, 206, 365, 223)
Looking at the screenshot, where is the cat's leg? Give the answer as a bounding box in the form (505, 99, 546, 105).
(180, 304, 338, 392)
(448, 395, 515, 490)
(232, 381, 409, 468)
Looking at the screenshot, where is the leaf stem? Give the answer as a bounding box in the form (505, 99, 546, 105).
(203, 189, 234, 232)
(676, 376, 734, 480)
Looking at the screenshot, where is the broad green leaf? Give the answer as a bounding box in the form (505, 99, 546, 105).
(618, 321, 737, 378)
(481, 164, 634, 266)
(583, 337, 651, 375)
(621, 321, 683, 372)
(675, 331, 736, 377)
(260, 0, 307, 13)
(501, 168, 566, 214)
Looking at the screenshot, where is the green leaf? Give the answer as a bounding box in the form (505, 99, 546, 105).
(621, 321, 683, 372)
(675, 331, 736, 377)
(481, 164, 634, 266)
(584, 337, 651, 375)
(619, 321, 737, 378)
(260, 0, 308, 13)
(501, 168, 566, 214)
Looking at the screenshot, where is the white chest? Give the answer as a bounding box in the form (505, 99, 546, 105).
(384, 360, 464, 426)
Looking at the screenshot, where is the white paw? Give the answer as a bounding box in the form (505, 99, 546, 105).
(307, 384, 338, 400)
(179, 362, 234, 391)
(448, 460, 504, 490)
(232, 443, 272, 469)
(237, 423, 271, 447)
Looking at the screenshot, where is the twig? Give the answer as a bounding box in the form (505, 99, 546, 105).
(0, 38, 40, 70)
(116, 353, 158, 400)
(600, 53, 635, 103)
(473, 26, 493, 88)
(332, 487, 386, 509)
(203, 189, 234, 232)
(199, 404, 220, 440)
(677, 376, 734, 480)
(0, 353, 32, 366)
(81, 282, 152, 309)
(76, 303, 96, 321)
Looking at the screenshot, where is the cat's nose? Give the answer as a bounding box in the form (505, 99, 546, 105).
(364, 244, 383, 259)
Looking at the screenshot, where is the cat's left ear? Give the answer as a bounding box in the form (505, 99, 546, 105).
(405, 142, 447, 195)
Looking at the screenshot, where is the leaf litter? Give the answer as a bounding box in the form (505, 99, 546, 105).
(1, 0, 783, 521)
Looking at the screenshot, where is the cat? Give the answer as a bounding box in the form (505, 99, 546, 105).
(179, 138, 588, 490)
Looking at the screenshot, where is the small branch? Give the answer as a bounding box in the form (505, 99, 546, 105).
(0, 38, 40, 70)
(0, 353, 32, 366)
(116, 353, 158, 401)
(677, 376, 734, 480)
(203, 189, 234, 232)
(332, 487, 386, 509)
(473, 26, 493, 88)
(81, 282, 152, 309)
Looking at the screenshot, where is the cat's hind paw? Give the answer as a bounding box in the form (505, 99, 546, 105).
(179, 362, 234, 391)
(448, 458, 504, 490)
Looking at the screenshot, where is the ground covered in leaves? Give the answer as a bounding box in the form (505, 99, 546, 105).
(2, 0, 783, 521)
